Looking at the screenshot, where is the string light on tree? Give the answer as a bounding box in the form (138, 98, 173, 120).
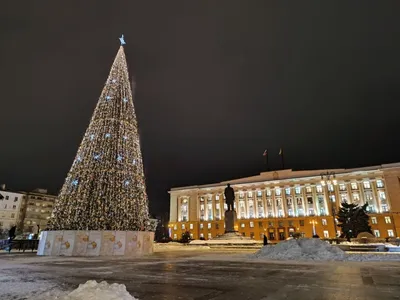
(48, 34, 149, 231)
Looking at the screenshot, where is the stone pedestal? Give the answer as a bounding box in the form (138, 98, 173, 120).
(37, 230, 154, 257)
(225, 210, 237, 233)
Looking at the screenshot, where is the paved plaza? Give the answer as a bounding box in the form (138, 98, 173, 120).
(1, 248, 400, 299)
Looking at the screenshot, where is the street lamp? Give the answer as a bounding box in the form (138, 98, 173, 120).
(320, 171, 338, 238)
(309, 220, 318, 237)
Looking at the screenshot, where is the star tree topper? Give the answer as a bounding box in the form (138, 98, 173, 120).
(119, 34, 126, 46)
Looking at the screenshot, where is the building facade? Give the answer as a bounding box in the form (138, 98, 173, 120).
(21, 189, 57, 232)
(168, 163, 400, 241)
(0, 186, 25, 230)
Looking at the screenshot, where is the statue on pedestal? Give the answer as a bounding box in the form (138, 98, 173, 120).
(224, 184, 237, 233)
(224, 183, 235, 211)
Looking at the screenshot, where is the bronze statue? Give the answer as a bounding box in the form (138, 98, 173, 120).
(224, 183, 235, 211)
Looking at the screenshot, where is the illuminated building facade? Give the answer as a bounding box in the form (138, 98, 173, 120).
(168, 163, 400, 241)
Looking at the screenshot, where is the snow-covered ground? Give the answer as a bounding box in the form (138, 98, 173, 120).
(251, 238, 400, 261)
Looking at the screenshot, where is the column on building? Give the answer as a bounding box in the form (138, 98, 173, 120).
(169, 193, 179, 222)
(206, 194, 213, 221)
(188, 191, 199, 222)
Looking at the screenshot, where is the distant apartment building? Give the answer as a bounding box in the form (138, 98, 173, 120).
(0, 185, 25, 230)
(21, 188, 57, 232)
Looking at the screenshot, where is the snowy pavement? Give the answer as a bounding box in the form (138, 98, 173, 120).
(1, 249, 400, 299)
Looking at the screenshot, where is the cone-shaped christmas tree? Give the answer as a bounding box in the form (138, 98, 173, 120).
(49, 36, 149, 231)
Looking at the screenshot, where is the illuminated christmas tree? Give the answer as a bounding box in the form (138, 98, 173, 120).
(49, 35, 149, 231)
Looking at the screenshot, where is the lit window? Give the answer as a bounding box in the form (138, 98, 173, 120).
(207, 223, 211, 229)
(208, 233, 212, 239)
(371, 217, 377, 224)
(239, 192, 244, 199)
(241, 223, 245, 228)
(388, 230, 394, 237)
(351, 182, 358, 190)
(329, 195, 336, 203)
(266, 189, 272, 197)
(173, 225, 177, 230)
(285, 188, 291, 195)
(190, 233, 193, 239)
(288, 209, 293, 217)
(200, 233, 204, 238)
(323, 231, 329, 238)
(306, 186, 312, 193)
(181, 224, 185, 230)
(278, 209, 284, 217)
(322, 219, 327, 226)
(189, 223, 193, 229)
(373, 230, 380, 238)
(316, 185, 323, 193)
(275, 188, 281, 196)
(363, 181, 371, 189)
(352, 193, 360, 201)
(340, 194, 348, 202)
(308, 208, 314, 216)
(295, 186, 301, 194)
(200, 223, 203, 229)
(379, 191, 386, 200)
(173, 234, 177, 240)
(216, 194, 220, 200)
(248, 191, 253, 198)
(385, 216, 391, 224)
(250, 221, 254, 228)
(257, 190, 262, 197)
(327, 184, 334, 192)
(376, 180, 384, 188)
(339, 184, 346, 191)
(216, 203, 220, 210)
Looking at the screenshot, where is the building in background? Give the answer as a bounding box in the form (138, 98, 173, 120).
(169, 163, 400, 241)
(21, 188, 57, 233)
(0, 185, 25, 231)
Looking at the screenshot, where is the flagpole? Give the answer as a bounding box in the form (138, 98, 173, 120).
(279, 148, 285, 170)
(263, 150, 269, 171)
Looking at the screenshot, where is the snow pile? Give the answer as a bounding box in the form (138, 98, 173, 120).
(62, 280, 137, 300)
(32, 280, 137, 300)
(253, 238, 346, 261)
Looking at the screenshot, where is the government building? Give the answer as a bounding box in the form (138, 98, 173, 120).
(168, 163, 400, 241)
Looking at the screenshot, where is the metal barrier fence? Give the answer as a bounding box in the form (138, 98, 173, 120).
(0, 239, 39, 253)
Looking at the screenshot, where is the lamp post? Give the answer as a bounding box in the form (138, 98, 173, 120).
(310, 220, 318, 237)
(320, 171, 338, 238)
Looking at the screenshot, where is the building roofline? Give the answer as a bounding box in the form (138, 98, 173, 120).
(169, 162, 400, 193)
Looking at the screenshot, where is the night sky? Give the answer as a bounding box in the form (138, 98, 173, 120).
(1, 1, 400, 215)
